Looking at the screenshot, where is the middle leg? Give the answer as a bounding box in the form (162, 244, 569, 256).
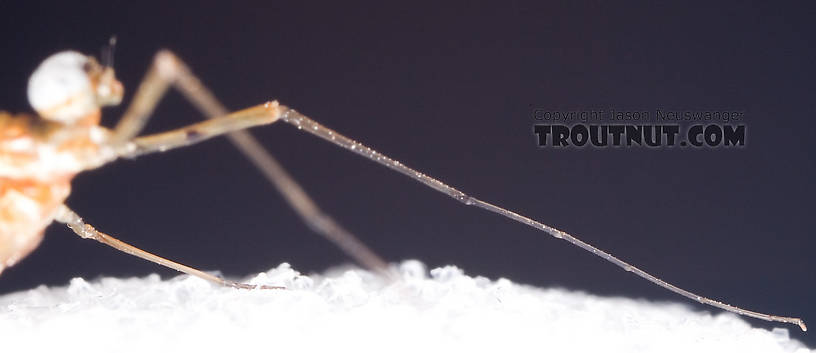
(110, 50, 390, 275)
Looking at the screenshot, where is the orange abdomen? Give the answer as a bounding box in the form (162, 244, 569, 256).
(0, 112, 102, 272)
(0, 178, 71, 272)
(0, 112, 81, 272)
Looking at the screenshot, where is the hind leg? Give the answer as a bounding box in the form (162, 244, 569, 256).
(54, 204, 282, 289)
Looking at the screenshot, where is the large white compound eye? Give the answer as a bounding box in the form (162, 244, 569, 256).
(27, 51, 98, 124)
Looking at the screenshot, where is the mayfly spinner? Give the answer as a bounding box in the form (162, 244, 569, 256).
(0, 45, 805, 331)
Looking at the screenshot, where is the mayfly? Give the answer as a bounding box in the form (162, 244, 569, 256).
(0, 44, 806, 331)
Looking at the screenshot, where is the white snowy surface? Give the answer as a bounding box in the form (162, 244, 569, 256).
(0, 261, 810, 353)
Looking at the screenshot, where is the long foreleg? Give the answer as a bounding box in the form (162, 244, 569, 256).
(274, 105, 807, 331)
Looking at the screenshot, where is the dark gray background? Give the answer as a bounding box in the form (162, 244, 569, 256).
(1, 1, 813, 345)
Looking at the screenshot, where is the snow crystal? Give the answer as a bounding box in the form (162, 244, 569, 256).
(0, 261, 811, 353)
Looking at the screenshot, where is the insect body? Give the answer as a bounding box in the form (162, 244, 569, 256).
(0, 49, 384, 289)
(0, 52, 121, 272)
(0, 49, 806, 331)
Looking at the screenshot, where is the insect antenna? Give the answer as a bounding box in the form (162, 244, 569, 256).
(101, 36, 118, 68)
